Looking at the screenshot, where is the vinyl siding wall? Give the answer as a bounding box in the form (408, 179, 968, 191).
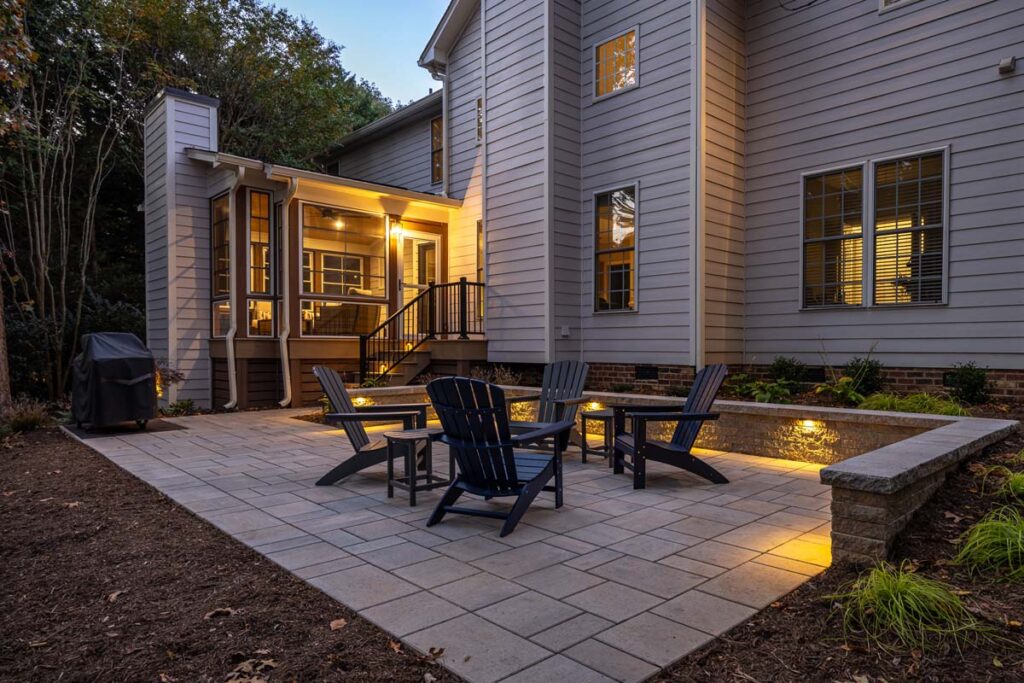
(447, 1, 484, 283)
(703, 0, 745, 365)
(334, 115, 438, 194)
(144, 102, 170, 369)
(744, 0, 1024, 369)
(483, 0, 550, 362)
(578, 0, 693, 365)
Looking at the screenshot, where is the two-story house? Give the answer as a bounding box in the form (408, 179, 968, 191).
(144, 0, 1023, 409)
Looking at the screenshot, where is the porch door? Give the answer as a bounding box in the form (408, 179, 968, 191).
(400, 231, 440, 336)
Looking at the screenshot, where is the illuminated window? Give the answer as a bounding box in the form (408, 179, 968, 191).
(248, 190, 272, 294)
(594, 186, 636, 311)
(873, 152, 944, 305)
(247, 299, 274, 337)
(594, 29, 637, 99)
(802, 167, 863, 307)
(210, 194, 230, 336)
(476, 98, 483, 143)
(431, 116, 444, 184)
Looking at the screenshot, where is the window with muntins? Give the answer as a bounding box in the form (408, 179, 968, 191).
(249, 190, 272, 294)
(873, 152, 944, 305)
(594, 187, 636, 311)
(595, 29, 637, 99)
(210, 194, 230, 336)
(802, 167, 863, 307)
(431, 116, 444, 184)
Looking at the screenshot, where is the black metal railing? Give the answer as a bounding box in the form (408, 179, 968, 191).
(360, 278, 485, 384)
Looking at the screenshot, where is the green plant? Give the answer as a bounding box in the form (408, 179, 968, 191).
(2, 398, 50, 433)
(857, 393, 968, 416)
(470, 365, 523, 386)
(360, 376, 389, 388)
(832, 561, 985, 651)
(609, 382, 635, 394)
(318, 394, 331, 415)
(768, 356, 806, 384)
(946, 362, 989, 405)
(164, 399, 196, 417)
(815, 376, 865, 406)
(955, 507, 1024, 581)
(844, 357, 885, 394)
(731, 375, 795, 404)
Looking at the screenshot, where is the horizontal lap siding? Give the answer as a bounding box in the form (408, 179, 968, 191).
(744, 0, 1024, 369)
(705, 0, 745, 364)
(484, 0, 549, 362)
(580, 0, 693, 365)
(334, 117, 437, 194)
(448, 2, 484, 283)
(144, 104, 170, 366)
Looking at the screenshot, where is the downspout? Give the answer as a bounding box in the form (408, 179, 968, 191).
(223, 166, 246, 409)
(276, 174, 299, 407)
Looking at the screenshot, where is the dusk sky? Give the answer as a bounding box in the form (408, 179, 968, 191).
(277, 0, 450, 105)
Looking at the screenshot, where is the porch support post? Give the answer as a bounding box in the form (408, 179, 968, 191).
(458, 277, 469, 340)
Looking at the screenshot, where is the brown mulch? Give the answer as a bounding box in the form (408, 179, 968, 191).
(0, 428, 457, 682)
(659, 407, 1024, 683)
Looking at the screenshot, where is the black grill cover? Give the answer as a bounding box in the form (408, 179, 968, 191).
(72, 333, 158, 428)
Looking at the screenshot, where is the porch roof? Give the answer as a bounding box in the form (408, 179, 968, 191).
(185, 148, 462, 209)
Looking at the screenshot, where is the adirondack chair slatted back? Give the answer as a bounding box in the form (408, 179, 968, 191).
(536, 360, 589, 423)
(670, 364, 728, 451)
(313, 365, 370, 451)
(427, 377, 520, 493)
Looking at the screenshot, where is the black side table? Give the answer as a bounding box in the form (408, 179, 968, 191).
(384, 428, 450, 506)
(580, 409, 614, 464)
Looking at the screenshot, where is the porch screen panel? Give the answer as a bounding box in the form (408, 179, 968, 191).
(301, 204, 386, 300)
(300, 301, 385, 336)
(802, 167, 863, 307)
(873, 152, 944, 305)
(594, 187, 636, 311)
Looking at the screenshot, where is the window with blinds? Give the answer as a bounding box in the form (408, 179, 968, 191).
(594, 29, 637, 99)
(802, 167, 864, 307)
(873, 152, 944, 305)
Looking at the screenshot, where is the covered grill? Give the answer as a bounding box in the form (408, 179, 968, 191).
(72, 333, 158, 430)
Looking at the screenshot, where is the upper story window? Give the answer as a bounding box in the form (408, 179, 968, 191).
(594, 29, 638, 100)
(802, 167, 864, 307)
(594, 186, 636, 312)
(475, 99, 483, 144)
(431, 116, 444, 184)
(210, 193, 230, 337)
(873, 152, 944, 305)
(248, 190, 272, 295)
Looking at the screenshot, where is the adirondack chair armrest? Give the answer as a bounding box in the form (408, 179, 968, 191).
(510, 419, 575, 445)
(552, 396, 588, 405)
(625, 411, 718, 423)
(325, 411, 420, 427)
(351, 403, 428, 427)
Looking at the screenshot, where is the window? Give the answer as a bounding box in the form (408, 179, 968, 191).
(873, 152, 944, 305)
(247, 300, 274, 337)
(248, 190, 272, 294)
(476, 220, 484, 284)
(431, 116, 444, 184)
(210, 194, 230, 336)
(802, 167, 864, 307)
(594, 186, 636, 311)
(594, 29, 637, 99)
(476, 98, 483, 143)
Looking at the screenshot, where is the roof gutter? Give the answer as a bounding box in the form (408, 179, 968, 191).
(223, 166, 246, 410)
(275, 174, 299, 407)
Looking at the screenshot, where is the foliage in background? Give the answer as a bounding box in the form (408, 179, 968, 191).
(163, 399, 196, 417)
(857, 393, 969, 416)
(728, 373, 794, 404)
(768, 356, 806, 384)
(609, 382, 635, 394)
(1, 397, 49, 433)
(665, 385, 689, 398)
(815, 376, 865, 407)
(1, 0, 393, 400)
(832, 561, 986, 652)
(955, 507, 1024, 581)
(843, 357, 885, 395)
(946, 362, 989, 405)
(471, 365, 523, 386)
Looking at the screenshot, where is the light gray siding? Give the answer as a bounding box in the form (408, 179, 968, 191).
(334, 115, 438, 194)
(144, 100, 170, 369)
(744, 0, 1024, 369)
(578, 0, 694, 365)
(704, 0, 745, 364)
(483, 0, 550, 363)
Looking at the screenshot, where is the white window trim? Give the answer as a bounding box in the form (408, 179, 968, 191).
(475, 98, 483, 146)
(798, 146, 951, 311)
(592, 181, 640, 314)
(879, 0, 927, 15)
(245, 188, 274, 297)
(591, 25, 640, 104)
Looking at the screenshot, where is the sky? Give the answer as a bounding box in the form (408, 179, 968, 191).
(276, 0, 451, 105)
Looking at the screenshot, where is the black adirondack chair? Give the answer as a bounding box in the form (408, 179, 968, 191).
(612, 364, 729, 489)
(508, 360, 589, 450)
(426, 377, 575, 536)
(313, 365, 429, 486)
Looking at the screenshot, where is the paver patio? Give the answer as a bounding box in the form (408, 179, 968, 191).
(70, 409, 832, 683)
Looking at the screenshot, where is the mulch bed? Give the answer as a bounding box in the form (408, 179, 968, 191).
(0, 428, 457, 682)
(659, 406, 1024, 683)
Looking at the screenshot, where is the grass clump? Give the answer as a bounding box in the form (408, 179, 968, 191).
(858, 392, 969, 416)
(955, 507, 1024, 581)
(2, 398, 50, 433)
(832, 561, 986, 651)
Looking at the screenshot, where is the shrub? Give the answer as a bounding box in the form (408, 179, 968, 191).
(164, 399, 197, 417)
(470, 365, 523, 386)
(955, 507, 1024, 581)
(815, 376, 865, 406)
(609, 382, 635, 394)
(832, 561, 985, 651)
(768, 356, 806, 384)
(844, 357, 885, 394)
(731, 374, 794, 404)
(2, 398, 50, 433)
(858, 393, 969, 416)
(946, 362, 989, 405)
(665, 385, 689, 398)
